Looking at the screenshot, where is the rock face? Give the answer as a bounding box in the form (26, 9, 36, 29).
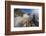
(32, 9, 39, 26)
(14, 14, 36, 27)
(14, 9, 24, 17)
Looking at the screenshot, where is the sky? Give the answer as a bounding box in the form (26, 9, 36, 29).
(21, 9, 33, 14)
(14, 8, 39, 14)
